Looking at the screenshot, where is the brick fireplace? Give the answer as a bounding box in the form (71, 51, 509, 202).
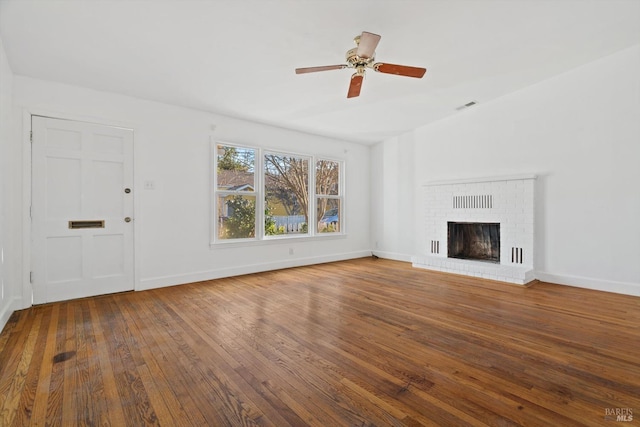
(412, 175, 536, 285)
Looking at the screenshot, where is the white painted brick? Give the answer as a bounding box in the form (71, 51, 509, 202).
(421, 176, 535, 283)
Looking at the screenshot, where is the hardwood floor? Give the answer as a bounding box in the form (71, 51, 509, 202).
(1, 258, 639, 426)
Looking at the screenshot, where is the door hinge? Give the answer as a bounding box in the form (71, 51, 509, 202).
(30, 130, 33, 143)
(30, 271, 33, 284)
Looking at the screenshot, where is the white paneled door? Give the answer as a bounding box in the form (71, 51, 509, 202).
(31, 116, 134, 303)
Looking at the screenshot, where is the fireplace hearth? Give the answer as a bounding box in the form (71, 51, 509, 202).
(448, 222, 500, 263)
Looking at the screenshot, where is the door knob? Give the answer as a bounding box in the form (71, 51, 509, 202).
(124, 217, 132, 223)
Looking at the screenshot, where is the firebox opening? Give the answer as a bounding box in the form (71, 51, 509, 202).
(448, 222, 500, 263)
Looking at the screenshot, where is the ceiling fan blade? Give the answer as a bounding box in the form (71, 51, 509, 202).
(295, 64, 346, 74)
(356, 31, 381, 59)
(347, 73, 364, 98)
(373, 63, 426, 78)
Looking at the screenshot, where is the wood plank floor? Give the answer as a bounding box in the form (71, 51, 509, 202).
(1, 258, 639, 426)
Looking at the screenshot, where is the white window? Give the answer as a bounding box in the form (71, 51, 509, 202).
(264, 153, 310, 236)
(212, 142, 344, 244)
(214, 144, 258, 241)
(316, 159, 342, 233)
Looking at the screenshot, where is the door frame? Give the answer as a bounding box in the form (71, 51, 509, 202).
(22, 108, 139, 308)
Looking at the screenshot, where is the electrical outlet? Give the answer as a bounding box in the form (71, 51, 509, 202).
(144, 180, 155, 190)
(289, 248, 294, 255)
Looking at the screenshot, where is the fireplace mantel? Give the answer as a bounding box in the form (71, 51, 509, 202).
(424, 173, 537, 186)
(412, 175, 536, 285)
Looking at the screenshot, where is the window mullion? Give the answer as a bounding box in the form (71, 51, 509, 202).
(309, 156, 316, 236)
(256, 149, 264, 239)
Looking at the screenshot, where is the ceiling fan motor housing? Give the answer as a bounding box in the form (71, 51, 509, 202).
(346, 47, 375, 69)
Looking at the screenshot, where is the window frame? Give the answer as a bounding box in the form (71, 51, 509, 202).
(211, 140, 345, 246)
(212, 142, 261, 243)
(263, 150, 312, 239)
(315, 158, 344, 235)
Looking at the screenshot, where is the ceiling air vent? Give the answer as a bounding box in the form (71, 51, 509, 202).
(456, 101, 477, 111)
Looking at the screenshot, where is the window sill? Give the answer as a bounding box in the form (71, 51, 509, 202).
(210, 233, 347, 249)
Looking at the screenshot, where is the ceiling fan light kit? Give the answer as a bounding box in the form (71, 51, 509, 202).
(295, 31, 427, 98)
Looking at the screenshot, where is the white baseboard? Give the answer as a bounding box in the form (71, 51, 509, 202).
(536, 272, 640, 297)
(402, 254, 639, 297)
(371, 251, 412, 263)
(137, 250, 372, 291)
(0, 297, 21, 334)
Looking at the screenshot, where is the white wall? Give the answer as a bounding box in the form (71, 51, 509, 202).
(370, 133, 415, 261)
(13, 76, 371, 299)
(372, 45, 640, 296)
(0, 35, 20, 331)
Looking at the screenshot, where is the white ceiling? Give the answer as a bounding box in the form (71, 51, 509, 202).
(1, 0, 639, 145)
